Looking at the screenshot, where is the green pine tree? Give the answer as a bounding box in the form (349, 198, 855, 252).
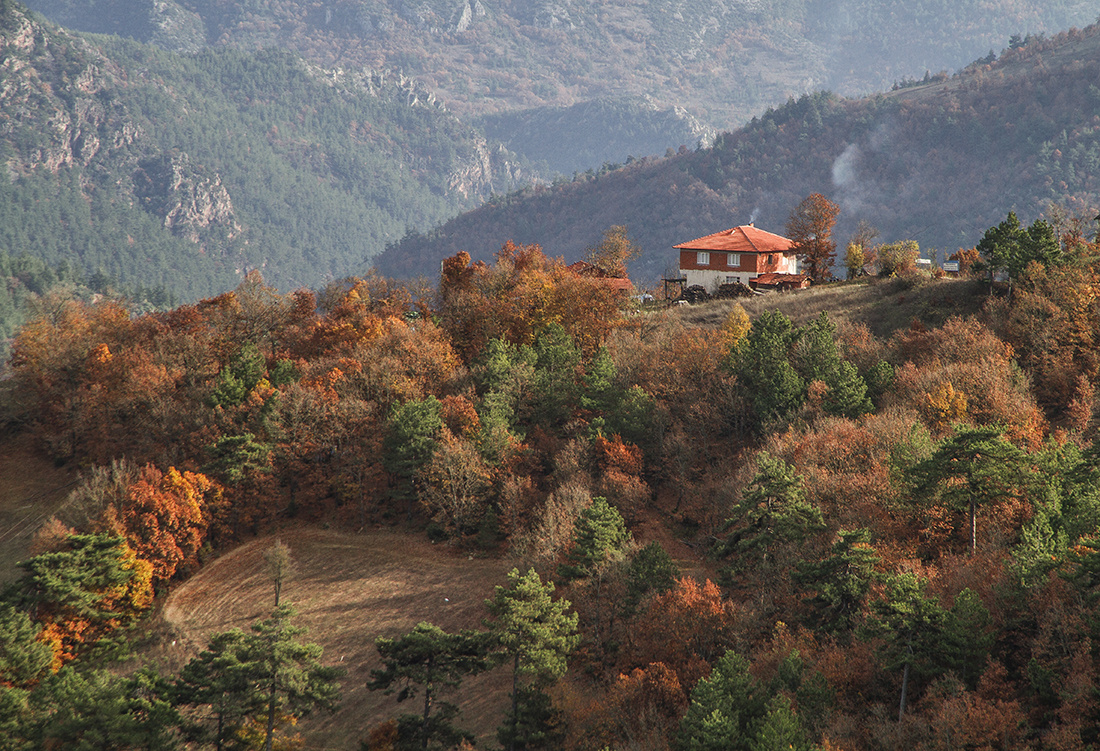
(732, 310, 805, 430)
(622, 541, 680, 616)
(860, 573, 949, 719)
(558, 497, 631, 581)
(486, 568, 579, 751)
(676, 650, 766, 751)
(0, 604, 53, 689)
(793, 528, 881, 635)
(750, 695, 811, 751)
(368, 622, 491, 751)
(907, 424, 1031, 554)
(173, 629, 263, 751)
(246, 603, 343, 751)
(717, 453, 824, 578)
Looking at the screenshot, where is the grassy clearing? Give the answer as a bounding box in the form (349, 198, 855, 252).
(149, 527, 521, 750)
(671, 275, 988, 339)
(0, 432, 78, 585)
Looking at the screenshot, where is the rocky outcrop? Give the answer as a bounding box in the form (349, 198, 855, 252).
(133, 153, 240, 242)
(0, 5, 140, 174)
(446, 138, 527, 199)
(150, 0, 207, 55)
(452, 0, 487, 32)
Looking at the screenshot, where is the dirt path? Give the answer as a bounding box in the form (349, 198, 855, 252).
(153, 527, 519, 750)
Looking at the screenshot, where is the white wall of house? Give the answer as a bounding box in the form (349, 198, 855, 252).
(682, 269, 761, 290)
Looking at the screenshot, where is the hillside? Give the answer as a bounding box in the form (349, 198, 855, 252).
(375, 25, 1100, 285)
(6, 219, 1100, 750)
(0, 2, 527, 299)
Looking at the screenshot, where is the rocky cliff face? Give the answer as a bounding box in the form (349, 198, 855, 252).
(321, 63, 532, 201)
(0, 7, 139, 174)
(133, 153, 240, 242)
(1, 5, 239, 240)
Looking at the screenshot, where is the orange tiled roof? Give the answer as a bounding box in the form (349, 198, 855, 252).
(674, 225, 793, 254)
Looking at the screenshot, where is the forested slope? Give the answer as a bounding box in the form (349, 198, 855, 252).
(0, 1, 525, 299)
(376, 25, 1100, 285)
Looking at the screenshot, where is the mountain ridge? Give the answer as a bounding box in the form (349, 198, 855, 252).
(375, 23, 1100, 285)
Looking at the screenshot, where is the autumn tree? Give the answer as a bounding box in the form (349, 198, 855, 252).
(843, 242, 866, 280)
(786, 193, 840, 282)
(849, 219, 880, 270)
(368, 622, 491, 750)
(875, 240, 921, 277)
(417, 432, 493, 538)
(631, 578, 738, 689)
(111, 465, 219, 584)
(584, 225, 641, 277)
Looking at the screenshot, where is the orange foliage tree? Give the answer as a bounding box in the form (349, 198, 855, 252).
(786, 193, 841, 282)
(108, 465, 220, 583)
(439, 242, 623, 362)
(630, 577, 744, 689)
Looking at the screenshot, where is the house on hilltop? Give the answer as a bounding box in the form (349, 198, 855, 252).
(674, 225, 807, 291)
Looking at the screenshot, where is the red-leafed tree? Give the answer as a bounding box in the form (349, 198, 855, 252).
(786, 193, 841, 282)
(111, 465, 221, 583)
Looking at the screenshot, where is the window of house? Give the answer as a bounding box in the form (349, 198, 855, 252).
(697, 251, 709, 265)
(727, 253, 740, 267)
(726, 276, 738, 284)
(768, 254, 776, 264)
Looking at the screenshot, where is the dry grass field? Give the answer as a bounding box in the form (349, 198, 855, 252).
(0, 432, 78, 585)
(147, 527, 522, 750)
(672, 276, 989, 339)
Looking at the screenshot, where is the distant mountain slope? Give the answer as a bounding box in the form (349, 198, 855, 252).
(476, 98, 716, 176)
(23, 0, 1096, 133)
(0, 2, 526, 298)
(374, 25, 1100, 285)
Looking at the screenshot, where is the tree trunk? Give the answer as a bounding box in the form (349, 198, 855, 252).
(898, 632, 914, 721)
(970, 498, 977, 555)
(510, 653, 519, 751)
(422, 655, 433, 751)
(264, 675, 277, 751)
